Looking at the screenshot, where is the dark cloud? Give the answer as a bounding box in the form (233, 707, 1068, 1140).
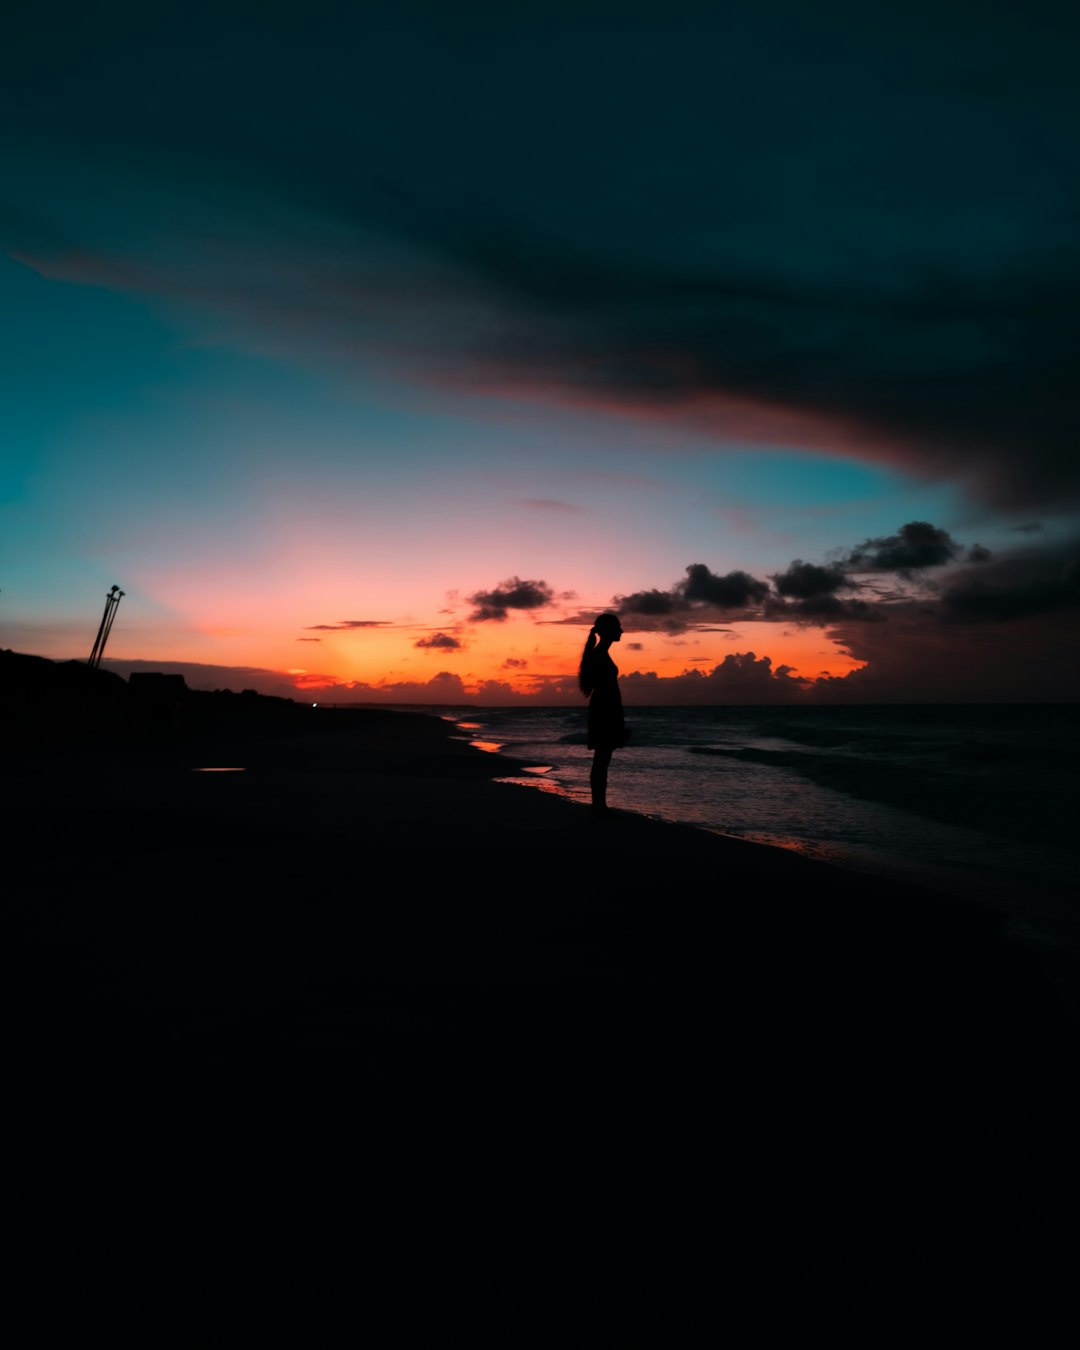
(621, 652, 809, 705)
(619, 557, 851, 629)
(681, 564, 769, 609)
(768, 553, 878, 622)
(305, 620, 390, 631)
(414, 632, 462, 651)
(940, 538, 1080, 622)
(616, 588, 686, 617)
(615, 572, 766, 623)
(297, 637, 322, 643)
(468, 577, 554, 622)
(6, 6, 1077, 512)
(605, 523, 1077, 674)
(627, 642, 643, 651)
(771, 560, 853, 600)
(502, 657, 527, 668)
(764, 595, 884, 625)
(823, 603, 1080, 703)
(844, 522, 960, 574)
(612, 520, 989, 634)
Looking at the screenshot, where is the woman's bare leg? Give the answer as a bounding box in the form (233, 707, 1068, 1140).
(590, 748, 613, 813)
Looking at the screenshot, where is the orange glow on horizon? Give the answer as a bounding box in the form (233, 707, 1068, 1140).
(277, 617, 863, 699)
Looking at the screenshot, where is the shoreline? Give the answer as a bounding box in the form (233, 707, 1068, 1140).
(466, 700, 1080, 930)
(7, 703, 1078, 1344)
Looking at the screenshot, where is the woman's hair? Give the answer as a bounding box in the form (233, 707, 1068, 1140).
(578, 612, 620, 697)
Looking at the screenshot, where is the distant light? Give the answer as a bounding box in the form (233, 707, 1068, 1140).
(312, 702, 318, 707)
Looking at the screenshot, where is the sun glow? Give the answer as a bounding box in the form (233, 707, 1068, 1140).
(257, 613, 865, 700)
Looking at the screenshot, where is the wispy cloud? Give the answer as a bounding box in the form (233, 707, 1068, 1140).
(304, 620, 392, 631)
(414, 632, 463, 651)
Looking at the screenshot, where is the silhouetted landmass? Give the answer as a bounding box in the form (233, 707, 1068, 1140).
(2, 648, 310, 748)
(4, 647, 1077, 1346)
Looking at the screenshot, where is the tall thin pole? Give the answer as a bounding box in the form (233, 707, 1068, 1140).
(99, 587, 123, 656)
(88, 585, 124, 669)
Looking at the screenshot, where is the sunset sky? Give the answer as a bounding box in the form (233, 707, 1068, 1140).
(3, 1, 1078, 702)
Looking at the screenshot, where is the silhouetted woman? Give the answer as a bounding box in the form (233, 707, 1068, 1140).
(578, 612, 627, 814)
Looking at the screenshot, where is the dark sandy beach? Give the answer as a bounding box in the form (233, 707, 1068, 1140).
(5, 687, 1078, 1346)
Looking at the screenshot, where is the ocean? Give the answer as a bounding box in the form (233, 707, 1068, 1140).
(440, 704, 1079, 916)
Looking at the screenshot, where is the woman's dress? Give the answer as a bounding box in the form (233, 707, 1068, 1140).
(586, 651, 626, 750)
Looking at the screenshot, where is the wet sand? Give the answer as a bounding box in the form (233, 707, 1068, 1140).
(6, 705, 1078, 1345)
